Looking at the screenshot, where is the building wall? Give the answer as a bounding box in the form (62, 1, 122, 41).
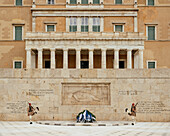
(144, 41, 170, 68)
(0, 41, 26, 68)
(36, 17, 66, 32)
(138, 7, 170, 40)
(0, 0, 32, 6)
(104, 17, 134, 32)
(0, 0, 170, 69)
(0, 69, 169, 121)
(0, 7, 32, 40)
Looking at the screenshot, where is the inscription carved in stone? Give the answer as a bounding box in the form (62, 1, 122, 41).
(62, 83, 110, 105)
(28, 89, 54, 96)
(137, 101, 170, 114)
(6, 101, 27, 114)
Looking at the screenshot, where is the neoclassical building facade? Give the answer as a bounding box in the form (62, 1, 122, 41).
(0, 0, 170, 69)
(0, 0, 170, 122)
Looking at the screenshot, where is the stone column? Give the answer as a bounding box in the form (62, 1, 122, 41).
(127, 49, 132, 69)
(63, 49, 68, 69)
(100, 17, 104, 32)
(89, 49, 93, 69)
(66, 17, 70, 32)
(134, 16, 138, 32)
(139, 49, 143, 69)
(76, 49, 81, 69)
(26, 49, 31, 69)
(50, 48, 56, 69)
(38, 48, 43, 69)
(102, 49, 106, 69)
(114, 49, 119, 69)
(89, 17, 93, 32)
(77, 17, 81, 32)
(32, 17, 36, 32)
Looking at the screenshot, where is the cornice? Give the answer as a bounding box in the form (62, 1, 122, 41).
(31, 8, 139, 11)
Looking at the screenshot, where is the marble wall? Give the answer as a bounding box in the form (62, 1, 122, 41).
(0, 69, 169, 122)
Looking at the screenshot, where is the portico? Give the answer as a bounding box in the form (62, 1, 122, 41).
(25, 32, 145, 69)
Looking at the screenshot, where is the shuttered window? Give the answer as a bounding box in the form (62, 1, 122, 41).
(70, 18, 77, 32)
(16, 0, 22, 6)
(148, 26, 155, 40)
(115, 0, 122, 4)
(148, 0, 154, 6)
(93, 0, 100, 4)
(14, 61, 22, 69)
(81, 0, 88, 4)
(47, 25, 55, 32)
(15, 26, 22, 40)
(70, 0, 77, 4)
(115, 25, 123, 32)
(81, 17, 88, 32)
(148, 62, 156, 69)
(48, 0, 54, 4)
(93, 18, 100, 32)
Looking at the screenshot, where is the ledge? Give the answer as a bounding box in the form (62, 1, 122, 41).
(31, 8, 139, 11)
(25, 32, 146, 41)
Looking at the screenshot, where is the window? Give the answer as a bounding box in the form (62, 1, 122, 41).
(70, 0, 77, 4)
(119, 61, 125, 69)
(15, 26, 22, 40)
(147, 26, 155, 40)
(93, 0, 100, 4)
(13, 61, 23, 69)
(81, 17, 88, 32)
(45, 60, 51, 69)
(115, 25, 123, 32)
(48, 0, 54, 4)
(147, 61, 156, 69)
(81, 0, 88, 4)
(93, 18, 100, 32)
(148, 0, 154, 6)
(46, 25, 55, 32)
(16, 0, 22, 6)
(81, 61, 89, 69)
(70, 18, 77, 32)
(115, 0, 122, 4)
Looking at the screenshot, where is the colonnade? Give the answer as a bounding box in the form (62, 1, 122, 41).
(26, 48, 143, 69)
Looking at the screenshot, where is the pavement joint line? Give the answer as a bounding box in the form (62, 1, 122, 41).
(36, 121, 134, 127)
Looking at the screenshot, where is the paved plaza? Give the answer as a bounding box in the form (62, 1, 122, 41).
(0, 121, 169, 136)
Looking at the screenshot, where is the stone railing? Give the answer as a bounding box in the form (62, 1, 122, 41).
(25, 32, 146, 41)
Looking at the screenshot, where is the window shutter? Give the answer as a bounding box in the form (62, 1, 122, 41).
(15, 62, 22, 69)
(93, 26, 100, 32)
(15, 26, 22, 40)
(70, 26, 77, 32)
(81, 0, 88, 4)
(85, 26, 88, 32)
(148, 0, 154, 6)
(73, 26, 77, 32)
(148, 26, 155, 40)
(70, 0, 77, 4)
(148, 62, 155, 69)
(16, 0, 22, 6)
(93, 0, 100, 4)
(47, 25, 54, 32)
(115, 25, 123, 32)
(115, 0, 122, 4)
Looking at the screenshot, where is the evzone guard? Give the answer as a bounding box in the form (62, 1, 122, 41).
(27, 103, 39, 124)
(125, 103, 138, 125)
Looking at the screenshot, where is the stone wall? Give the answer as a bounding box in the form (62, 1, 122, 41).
(0, 69, 169, 122)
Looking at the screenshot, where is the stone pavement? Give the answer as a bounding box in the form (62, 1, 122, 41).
(0, 121, 170, 136)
